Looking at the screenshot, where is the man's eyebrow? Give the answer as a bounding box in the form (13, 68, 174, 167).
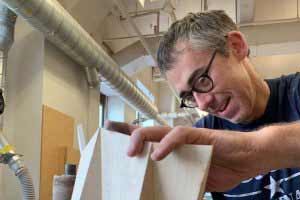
(178, 67, 205, 98)
(187, 67, 206, 86)
(179, 91, 188, 98)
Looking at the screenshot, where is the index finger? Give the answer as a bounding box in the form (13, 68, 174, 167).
(151, 126, 188, 161)
(151, 126, 212, 161)
(104, 120, 139, 135)
(127, 126, 172, 157)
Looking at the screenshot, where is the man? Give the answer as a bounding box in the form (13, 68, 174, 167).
(105, 10, 300, 199)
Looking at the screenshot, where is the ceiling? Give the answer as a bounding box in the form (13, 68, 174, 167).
(56, 0, 300, 71)
(54, 0, 300, 113)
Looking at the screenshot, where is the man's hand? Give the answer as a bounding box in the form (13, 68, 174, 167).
(125, 125, 267, 192)
(104, 121, 300, 192)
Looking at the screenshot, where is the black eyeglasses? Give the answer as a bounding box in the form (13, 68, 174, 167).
(180, 50, 217, 108)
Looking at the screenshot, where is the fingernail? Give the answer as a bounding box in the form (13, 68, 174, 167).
(151, 151, 159, 161)
(127, 146, 135, 157)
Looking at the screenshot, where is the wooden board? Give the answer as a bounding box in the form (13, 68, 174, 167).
(66, 147, 80, 165)
(57, 146, 80, 166)
(101, 129, 151, 200)
(72, 129, 151, 200)
(40, 105, 75, 200)
(143, 143, 213, 200)
(72, 128, 102, 200)
(73, 129, 212, 200)
(76, 124, 87, 154)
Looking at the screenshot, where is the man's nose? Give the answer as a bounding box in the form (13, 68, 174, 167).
(193, 92, 214, 111)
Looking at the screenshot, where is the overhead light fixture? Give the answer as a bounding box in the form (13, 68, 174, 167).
(138, 0, 145, 7)
(138, 0, 160, 7)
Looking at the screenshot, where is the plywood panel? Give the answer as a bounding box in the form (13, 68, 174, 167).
(58, 146, 80, 165)
(141, 144, 212, 200)
(40, 105, 75, 200)
(66, 147, 80, 165)
(72, 129, 101, 200)
(72, 129, 151, 200)
(151, 144, 212, 200)
(101, 129, 151, 200)
(73, 129, 212, 200)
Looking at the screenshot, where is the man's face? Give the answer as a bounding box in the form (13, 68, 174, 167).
(166, 45, 256, 123)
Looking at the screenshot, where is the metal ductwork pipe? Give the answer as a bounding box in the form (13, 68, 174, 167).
(0, 1, 17, 123)
(84, 67, 99, 88)
(0, 3, 16, 51)
(1, 0, 168, 125)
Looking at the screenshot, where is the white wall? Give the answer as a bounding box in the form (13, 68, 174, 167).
(3, 18, 44, 200)
(106, 67, 159, 124)
(106, 96, 137, 124)
(0, 17, 100, 199)
(107, 96, 125, 122)
(125, 103, 137, 124)
(157, 82, 174, 113)
(251, 54, 300, 79)
(43, 41, 100, 142)
(253, 0, 297, 22)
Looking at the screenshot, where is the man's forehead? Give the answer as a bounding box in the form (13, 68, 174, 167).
(166, 50, 211, 93)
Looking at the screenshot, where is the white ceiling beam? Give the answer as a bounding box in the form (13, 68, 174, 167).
(250, 41, 300, 57)
(138, 0, 146, 7)
(114, 0, 157, 62)
(206, 0, 236, 22)
(163, 0, 177, 22)
(241, 21, 300, 46)
(236, 0, 255, 24)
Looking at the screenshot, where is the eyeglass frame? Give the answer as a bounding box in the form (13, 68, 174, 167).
(180, 49, 218, 108)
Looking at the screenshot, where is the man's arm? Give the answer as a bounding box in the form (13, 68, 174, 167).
(126, 122, 300, 192)
(256, 122, 300, 170)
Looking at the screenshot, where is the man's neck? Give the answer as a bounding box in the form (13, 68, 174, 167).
(245, 59, 271, 122)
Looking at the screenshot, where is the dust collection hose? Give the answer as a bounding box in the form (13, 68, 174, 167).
(15, 167, 36, 200)
(0, 3, 36, 200)
(0, 135, 36, 200)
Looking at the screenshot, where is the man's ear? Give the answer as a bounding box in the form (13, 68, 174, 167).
(226, 31, 249, 61)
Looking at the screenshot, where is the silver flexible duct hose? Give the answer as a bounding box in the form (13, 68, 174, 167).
(0, 135, 36, 200)
(0, 2, 17, 129)
(16, 167, 36, 200)
(8, 154, 35, 200)
(0, 51, 8, 129)
(0, 3, 16, 51)
(1, 0, 168, 125)
(0, 3, 36, 200)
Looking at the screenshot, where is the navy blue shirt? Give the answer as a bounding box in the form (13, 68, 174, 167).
(194, 73, 300, 199)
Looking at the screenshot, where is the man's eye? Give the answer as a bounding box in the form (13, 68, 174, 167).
(184, 95, 196, 103)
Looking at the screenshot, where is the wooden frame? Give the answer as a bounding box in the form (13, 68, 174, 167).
(72, 129, 213, 200)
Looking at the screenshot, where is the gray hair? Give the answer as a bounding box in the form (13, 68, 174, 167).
(157, 10, 238, 73)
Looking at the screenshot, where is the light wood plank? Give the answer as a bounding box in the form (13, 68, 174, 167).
(147, 143, 213, 200)
(40, 105, 74, 200)
(76, 124, 87, 155)
(66, 147, 80, 165)
(101, 129, 151, 200)
(71, 128, 101, 200)
(73, 129, 212, 200)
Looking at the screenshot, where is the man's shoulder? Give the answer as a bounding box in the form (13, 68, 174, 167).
(193, 114, 220, 129)
(193, 115, 209, 128)
(266, 72, 300, 107)
(266, 72, 300, 86)
(287, 72, 300, 89)
(275, 73, 300, 102)
(281, 72, 300, 84)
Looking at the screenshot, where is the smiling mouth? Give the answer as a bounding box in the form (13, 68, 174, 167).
(218, 97, 231, 113)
